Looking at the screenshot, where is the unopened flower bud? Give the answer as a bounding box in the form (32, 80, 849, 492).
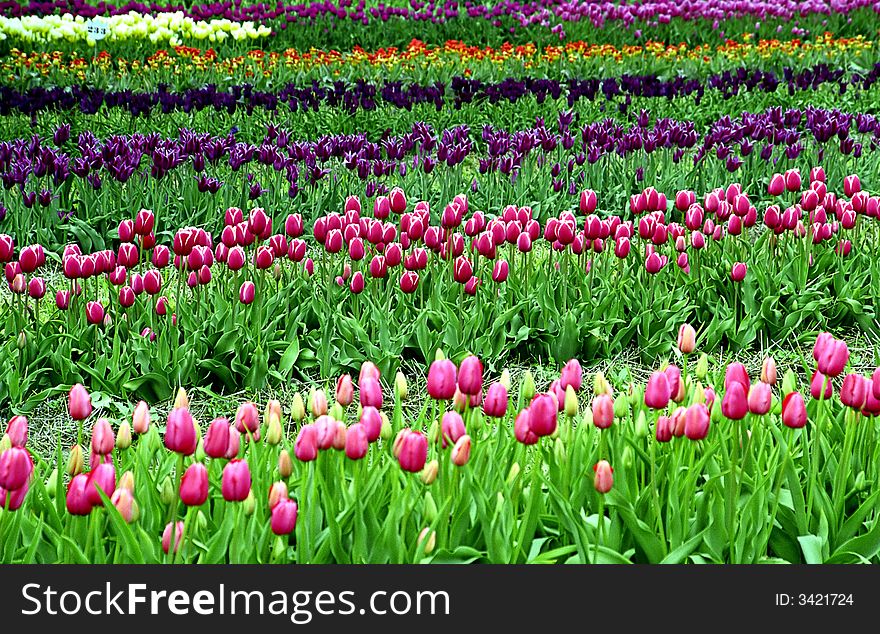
(45, 468, 58, 498)
(243, 490, 256, 516)
(395, 371, 408, 400)
(424, 491, 438, 522)
(782, 370, 798, 395)
(634, 410, 648, 438)
(380, 412, 392, 440)
(278, 450, 293, 478)
(593, 371, 612, 396)
(622, 445, 634, 470)
(434, 349, 446, 362)
(116, 421, 132, 449)
(564, 385, 578, 417)
(695, 354, 709, 380)
(499, 369, 511, 391)
(16, 331, 26, 349)
(159, 476, 175, 505)
(118, 470, 135, 493)
(329, 402, 344, 422)
(506, 462, 521, 487)
(520, 370, 536, 401)
(418, 527, 436, 555)
(553, 437, 566, 465)
(66, 444, 84, 476)
(290, 393, 306, 421)
(0, 435, 10, 454)
(266, 417, 283, 445)
(173, 386, 189, 410)
(420, 459, 439, 485)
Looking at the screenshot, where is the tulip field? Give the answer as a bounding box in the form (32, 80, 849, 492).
(1, 1, 880, 566)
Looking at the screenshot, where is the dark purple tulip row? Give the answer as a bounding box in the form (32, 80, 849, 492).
(3, 107, 880, 216)
(2, 63, 871, 120)
(1, 0, 876, 29)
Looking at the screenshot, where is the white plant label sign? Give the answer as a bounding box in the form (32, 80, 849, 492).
(86, 18, 109, 40)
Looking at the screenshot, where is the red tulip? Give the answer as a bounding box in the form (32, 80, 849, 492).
(5, 415, 28, 448)
(221, 459, 251, 501)
(66, 473, 92, 515)
(399, 271, 419, 293)
(0, 447, 31, 491)
(180, 463, 209, 506)
(840, 374, 869, 410)
(85, 463, 115, 506)
(782, 392, 807, 428)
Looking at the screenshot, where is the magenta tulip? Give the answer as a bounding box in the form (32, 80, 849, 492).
(684, 404, 710, 440)
(165, 408, 197, 456)
(180, 463, 209, 506)
(344, 423, 369, 460)
(66, 474, 92, 515)
(721, 382, 749, 420)
(221, 459, 251, 501)
(782, 392, 807, 428)
(482, 383, 508, 418)
(162, 521, 185, 555)
(204, 418, 231, 459)
(397, 430, 428, 473)
(457, 355, 483, 395)
(359, 406, 382, 443)
(644, 371, 671, 409)
(528, 393, 558, 437)
(427, 359, 457, 400)
(68, 383, 93, 421)
(592, 394, 614, 429)
(271, 499, 299, 535)
(85, 463, 116, 506)
(294, 424, 319, 462)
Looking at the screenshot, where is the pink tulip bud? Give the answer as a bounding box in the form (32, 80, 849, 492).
(840, 373, 869, 410)
(91, 418, 115, 455)
(0, 446, 31, 491)
(559, 358, 583, 392)
(313, 415, 336, 451)
(721, 382, 749, 420)
(162, 521, 185, 555)
(179, 463, 208, 506)
(165, 408, 197, 456)
(451, 434, 472, 466)
(68, 383, 93, 421)
(810, 370, 833, 400)
(593, 460, 613, 493)
(85, 462, 115, 506)
(513, 408, 538, 445)
(592, 394, 614, 429)
(815, 336, 849, 377)
(761, 357, 777, 385)
(645, 371, 671, 409)
(684, 403, 710, 440)
(482, 383, 508, 418)
(655, 415, 674, 442)
(335, 374, 354, 406)
(270, 498, 299, 535)
(457, 355, 483, 395)
(56, 289, 70, 310)
(225, 427, 241, 459)
(5, 415, 28, 448)
(427, 359, 457, 400)
(784, 169, 801, 192)
(284, 213, 304, 238)
(389, 187, 407, 214)
(341, 422, 368, 460)
(294, 424, 319, 462)
(221, 459, 251, 501)
(397, 430, 428, 473)
(730, 262, 747, 282)
(359, 376, 383, 409)
(203, 418, 231, 459)
(782, 392, 807, 428)
(528, 393, 558, 437)
(724, 363, 750, 392)
(110, 488, 135, 522)
(356, 406, 380, 443)
(440, 411, 466, 449)
(873, 368, 880, 400)
(747, 382, 772, 415)
(234, 402, 259, 435)
(66, 473, 92, 515)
